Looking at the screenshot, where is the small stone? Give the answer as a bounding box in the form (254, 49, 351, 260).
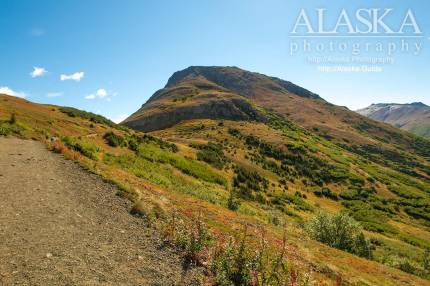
(46, 253, 53, 258)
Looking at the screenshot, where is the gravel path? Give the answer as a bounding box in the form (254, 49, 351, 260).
(0, 138, 203, 285)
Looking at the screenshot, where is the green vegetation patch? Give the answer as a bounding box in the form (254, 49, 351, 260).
(192, 142, 229, 169)
(103, 153, 227, 205)
(103, 131, 128, 147)
(233, 165, 268, 201)
(306, 212, 372, 259)
(137, 143, 226, 186)
(59, 106, 119, 128)
(0, 121, 23, 136)
(342, 200, 398, 234)
(244, 134, 346, 186)
(62, 136, 100, 160)
(140, 134, 178, 152)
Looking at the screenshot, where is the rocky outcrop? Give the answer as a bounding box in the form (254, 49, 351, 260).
(124, 96, 267, 132)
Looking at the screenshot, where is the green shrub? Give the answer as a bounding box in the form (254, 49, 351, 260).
(9, 113, 16, 124)
(387, 256, 422, 276)
(0, 123, 12, 136)
(404, 206, 430, 222)
(244, 134, 346, 186)
(173, 217, 212, 265)
(62, 136, 100, 160)
(272, 193, 313, 212)
(339, 188, 375, 200)
(211, 231, 254, 286)
(314, 188, 338, 201)
(127, 136, 140, 151)
(233, 166, 268, 200)
(228, 128, 240, 137)
(103, 131, 126, 147)
(227, 190, 241, 211)
(306, 211, 372, 258)
(194, 142, 229, 169)
(0, 121, 23, 136)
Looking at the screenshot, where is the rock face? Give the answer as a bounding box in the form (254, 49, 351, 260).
(125, 96, 267, 132)
(122, 66, 319, 132)
(356, 102, 430, 138)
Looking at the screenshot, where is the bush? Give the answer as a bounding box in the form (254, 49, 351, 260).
(0, 123, 13, 136)
(163, 214, 211, 266)
(228, 128, 240, 137)
(9, 113, 16, 124)
(314, 188, 338, 201)
(0, 120, 23, 136)
(127, 136, 140, 151)
(176, 218, 211, 265)
(227, 190, 241, 211)
(195, 142, 229, 169)
(212, 232, 254, 286)
(233, 166, 268, 200)
(103, 131, 126, 147)
(161, 213, 311, 286)
(62, 136, 100, 160)
(306, 212, 372, 258)
(211, 228, 312, 286)
(387, 256, 422, 276)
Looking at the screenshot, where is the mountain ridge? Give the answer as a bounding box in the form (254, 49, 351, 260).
(357, 102, 430, 138)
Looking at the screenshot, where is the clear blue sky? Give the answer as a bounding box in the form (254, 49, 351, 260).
(0, 0, 429, 122)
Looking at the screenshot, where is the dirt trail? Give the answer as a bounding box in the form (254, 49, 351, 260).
(0, 138, 202, 285)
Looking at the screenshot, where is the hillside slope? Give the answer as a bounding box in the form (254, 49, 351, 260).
(357, 102, 430, 139)
(2, 86, 430, 286)
(123, 67, 430, 283)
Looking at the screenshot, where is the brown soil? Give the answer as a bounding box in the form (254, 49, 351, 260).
(0, 138, 203, 285)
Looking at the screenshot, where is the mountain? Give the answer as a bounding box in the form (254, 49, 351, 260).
(124, 66, 429, 157)
(2, 65, 430, 286)
(123, 66, 319, 132)
(357, 102, 430, 138)
(122, 67, 430, 284)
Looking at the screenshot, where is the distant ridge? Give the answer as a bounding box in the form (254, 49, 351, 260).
(357, 102, 430, 138)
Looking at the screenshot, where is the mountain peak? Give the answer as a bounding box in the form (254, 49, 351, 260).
(410, 102, 427, 107)
(123, 66, 326, 132)
(165, 66, 321, 100)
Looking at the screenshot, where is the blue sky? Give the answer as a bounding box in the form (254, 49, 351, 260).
(0, 0, 429, 122)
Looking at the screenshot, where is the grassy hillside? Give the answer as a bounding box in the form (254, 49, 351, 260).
(1, 94, 430, 285)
